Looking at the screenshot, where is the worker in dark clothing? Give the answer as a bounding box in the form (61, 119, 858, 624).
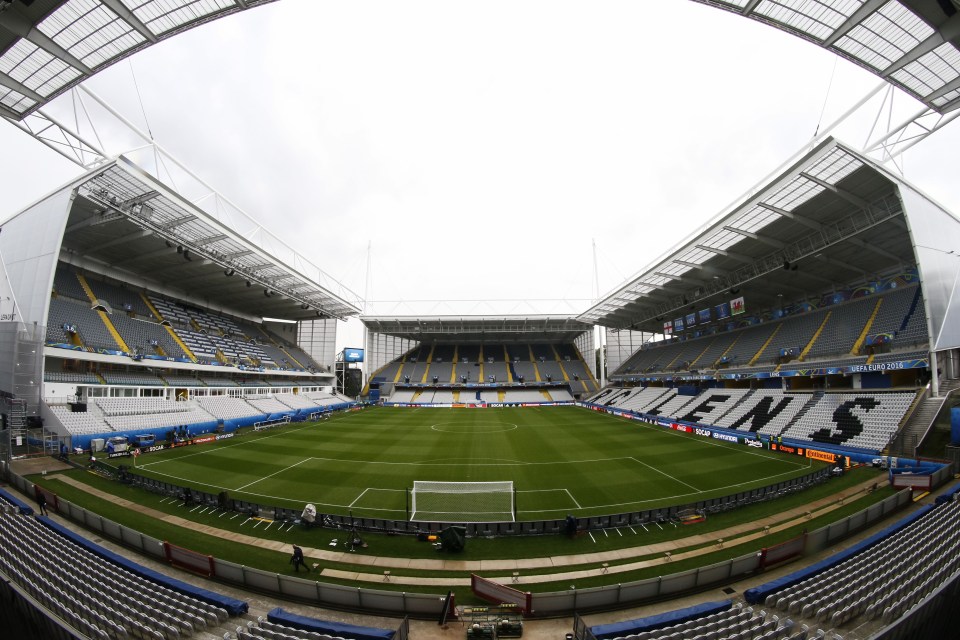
(36, 492, 49, 516)
(290, 544, 308, 572)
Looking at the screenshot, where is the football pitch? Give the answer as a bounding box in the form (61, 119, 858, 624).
(131, 406, 821, 521)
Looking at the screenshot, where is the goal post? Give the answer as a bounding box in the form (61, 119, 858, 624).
(410, 481, 515, 523)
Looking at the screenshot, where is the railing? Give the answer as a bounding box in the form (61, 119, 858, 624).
(116, 461, 833, 537)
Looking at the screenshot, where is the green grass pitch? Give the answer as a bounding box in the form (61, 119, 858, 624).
(130, 406, 821, 521)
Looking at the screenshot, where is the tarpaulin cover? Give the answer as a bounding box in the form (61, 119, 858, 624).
(37, 516, 248, 615)
(267, 607, 394, 640)
(591, 600, 731, 639)
(440, 525, 466, 551)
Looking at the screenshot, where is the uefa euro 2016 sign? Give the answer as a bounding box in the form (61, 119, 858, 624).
(344, 348, 364, 362)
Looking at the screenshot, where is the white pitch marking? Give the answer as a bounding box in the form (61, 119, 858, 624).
(588, 531, 597, 544)
(234, 457, 313, 492)
(230, 513, 241, 520)
(629, 526, 637, 534)
(564, 489, 582, 509)
(349, 488, 370, 508)
(518, 464, 811, 517)
(629, 457, 701, 492)
(616, 528, 623, 537)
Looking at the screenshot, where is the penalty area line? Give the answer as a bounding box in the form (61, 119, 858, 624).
(233, 456, 313, 492)
(565, 489, 582, 509)
(630, 457, 701, 492)
(349, 488, 369, 508)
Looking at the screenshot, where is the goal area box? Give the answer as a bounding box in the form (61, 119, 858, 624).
(409, 481, 515, 523)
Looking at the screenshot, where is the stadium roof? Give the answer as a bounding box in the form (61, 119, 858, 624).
(4, 1, 960, 123)
(54, 155, 361, 321)
(0, 0, 275, 120)
(579, 138, 920, 332)
(695, 0, 960, 114)
(361, 315, 593, 344)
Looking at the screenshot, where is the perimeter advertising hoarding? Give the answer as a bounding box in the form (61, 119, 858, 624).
(716, 301, 731, 319)
(770, 442, 840, 464)
(344, 348, 364, 362)
(686, 312, 697, 328)
(674, 317, 684, 331)
(698, 308, 711, 324)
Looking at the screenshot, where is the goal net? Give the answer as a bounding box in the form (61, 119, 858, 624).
(410, 481, 515, 523)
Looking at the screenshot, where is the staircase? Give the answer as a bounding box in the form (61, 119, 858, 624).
(889, 379, 960, 457)
(888, 393, 942, 457)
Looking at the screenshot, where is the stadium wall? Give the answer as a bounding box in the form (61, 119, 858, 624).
(604, 328, 656, 377)
(0, 322, 44, 414)
(898, 183, 960, 353)
(574, 329, 597, 380)
(364, 330, 418, 382)
(0, 188, 73, 327)
(296, 318, 338, 371)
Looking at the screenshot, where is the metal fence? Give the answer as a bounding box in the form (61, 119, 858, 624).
(112, 462, 833, 537)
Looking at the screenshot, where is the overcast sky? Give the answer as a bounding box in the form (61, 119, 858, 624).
(2, 0, 959, 353)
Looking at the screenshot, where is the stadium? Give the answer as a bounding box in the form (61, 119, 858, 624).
(2, 2, 960, 640)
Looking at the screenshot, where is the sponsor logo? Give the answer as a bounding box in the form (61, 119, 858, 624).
(214, 433, 235, 441)
(193, 436, 216, 444)
(145, 444, 166, 453)
(672, 424, 691, 433)
(847, 361, 913, 373)
(711, 432, 738, 443)
(806, 449, 836, 463)
(771, 443, 805, 455)
(695, 428, 712, 437)
(746, 439, 764, 448)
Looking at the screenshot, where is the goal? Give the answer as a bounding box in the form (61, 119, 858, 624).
(409, 481, 515, 523)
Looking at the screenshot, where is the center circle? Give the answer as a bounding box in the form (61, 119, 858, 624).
(430, 422, 518, 433)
